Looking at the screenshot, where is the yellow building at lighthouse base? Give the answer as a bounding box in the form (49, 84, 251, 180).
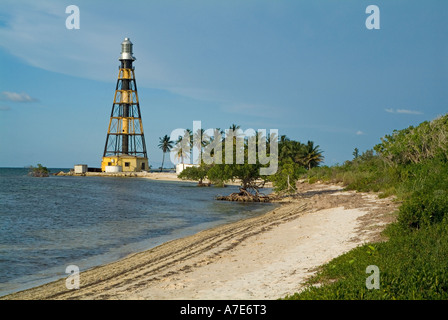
(101, 155, 148, 172)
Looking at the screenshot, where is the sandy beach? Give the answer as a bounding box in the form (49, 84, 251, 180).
(57, 171, 184, 181)
(2, 181, 398, 300)
(56, 171, 256, 187)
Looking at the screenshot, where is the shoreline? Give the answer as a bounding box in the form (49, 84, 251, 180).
(54, 171, 273, 187)
(2, 182, 398, 300)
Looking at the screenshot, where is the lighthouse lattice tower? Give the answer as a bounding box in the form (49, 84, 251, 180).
(101, 38, 149, 172)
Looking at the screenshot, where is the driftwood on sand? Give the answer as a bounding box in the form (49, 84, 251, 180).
(216, 188, 271, 202)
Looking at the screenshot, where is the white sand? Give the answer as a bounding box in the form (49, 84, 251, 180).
(130, 207, 372, 299)
(3, 183, 397, 300)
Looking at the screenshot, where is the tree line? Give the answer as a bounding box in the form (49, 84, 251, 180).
(158, 124, 324, 197)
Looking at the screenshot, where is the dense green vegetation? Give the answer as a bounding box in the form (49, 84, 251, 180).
(176, 125, 323, 195)
(28, 163, 49, 177)
(286, 222, 448, 299)
(285, 114, 448, 300)
(178, 164, 210, 186)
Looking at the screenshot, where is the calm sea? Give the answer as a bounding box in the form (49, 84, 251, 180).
(0, 168, 277, 296)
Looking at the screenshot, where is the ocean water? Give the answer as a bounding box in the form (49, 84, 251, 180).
(0, 168, 277, 296)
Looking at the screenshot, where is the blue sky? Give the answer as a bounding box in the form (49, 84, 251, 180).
(0, 0, 447, 169)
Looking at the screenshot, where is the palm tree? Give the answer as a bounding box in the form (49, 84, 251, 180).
(158, 134, 174, 172)
(229, 123, 241, 131)
(185, 128, 193, 156)
(228, 124, 243, 138)
(225, 123, 244, 149)
(193, 128, 210, 149)
(191, 128, 211, 164)
(279, 138, 303, 163)
(172, 143, 189, 170)
(173, 131, 192, 170)
(298, 140, 324, 170)
(207, 128, 224, 159)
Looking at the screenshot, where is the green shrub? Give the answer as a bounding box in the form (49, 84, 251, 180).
(285, 220, 448, 300)
(270, 160, 306, 192)
(28, 164, 49, 177)
(398, 189, 448, 229)
(178, 165, 209, 185)
(285, 114, 448, 300)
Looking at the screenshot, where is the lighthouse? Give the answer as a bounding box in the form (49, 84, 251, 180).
(101, 38, 149, 172)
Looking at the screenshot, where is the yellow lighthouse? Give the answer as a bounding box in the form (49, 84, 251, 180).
(101, 38, 149, 172)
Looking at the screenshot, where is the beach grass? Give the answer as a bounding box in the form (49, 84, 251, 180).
(285, 220, 448, 300)
(285, 114, 448, 300)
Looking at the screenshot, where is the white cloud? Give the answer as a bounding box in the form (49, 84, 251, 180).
(1, 91, 38, 102)
(356, 130, 365, 135)
(385, 108, 423, 115)
(0, 0, 307, 107)
(0, 1, 121, 83)
(396, 109, 423, 115)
